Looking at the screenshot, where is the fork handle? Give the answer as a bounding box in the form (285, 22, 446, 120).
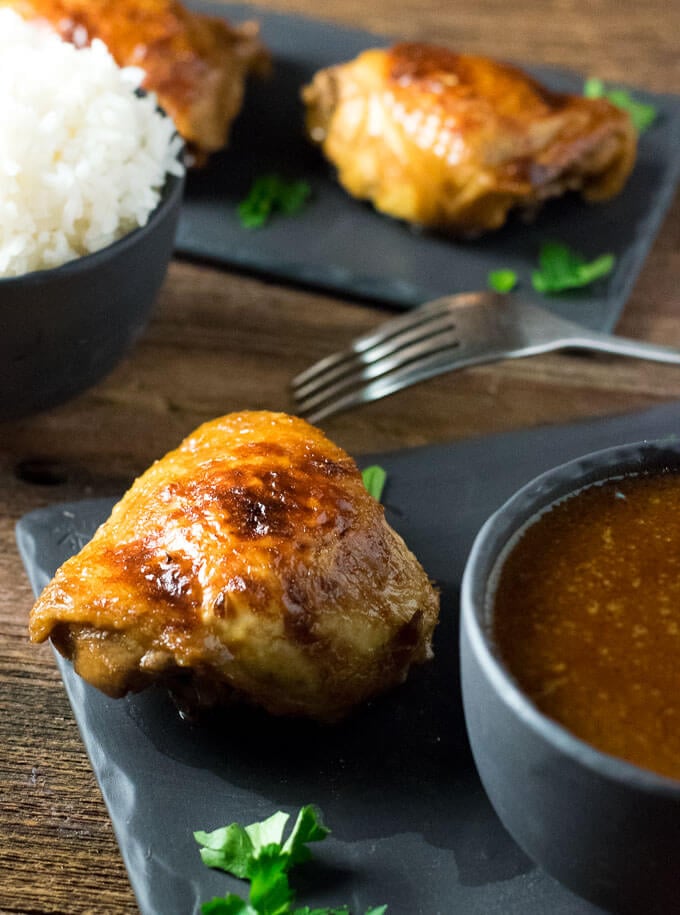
(567, 331, 680, 365)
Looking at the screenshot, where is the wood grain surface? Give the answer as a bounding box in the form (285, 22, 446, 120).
(1, 1, 678, 913)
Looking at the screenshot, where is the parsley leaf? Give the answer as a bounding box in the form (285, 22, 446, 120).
(246, 811, 292, 856)
(583, 77, 657, 133)
(361, 465, 387, 502)
(488, 269, 518, 293)
(531, 241, 615, 294)
(282, 805, 331, 867)
(194, 822, 253, 878)
(196, 806, 386, 915)
(238, 174, 312, 228)
(195, 806, 328, 880)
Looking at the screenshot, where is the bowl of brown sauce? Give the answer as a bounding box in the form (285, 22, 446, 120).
(460, 439, 680, 914)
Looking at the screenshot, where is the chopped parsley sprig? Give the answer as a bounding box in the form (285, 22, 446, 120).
(361, 465, 387, 502)
(488, 241, 615, 296)
(196, 806, 329, 879)
(488, 269, 518, 293)
(584, 77, 657, 133)
(238, 174, 312, 228)
(531, 241, 615, 294)
(195, 806, 387, 915)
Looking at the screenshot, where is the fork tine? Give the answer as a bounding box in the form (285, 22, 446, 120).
(296, 328, 462, 415)
(293, 310, 459, 400)
(300, 339, 506, 423)
(291, 293, 476, 390)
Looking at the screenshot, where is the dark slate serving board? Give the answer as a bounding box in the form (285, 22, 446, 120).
(18, 400, 680, 915)
(177, 1, 680, 328)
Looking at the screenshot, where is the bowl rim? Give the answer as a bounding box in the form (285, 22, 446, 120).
(461, 436, 680, 798)
(0, 166, 185, 289)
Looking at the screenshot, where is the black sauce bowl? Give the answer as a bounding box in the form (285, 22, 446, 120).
(460, 439, 680, 914)
(0, 165, 184, 421)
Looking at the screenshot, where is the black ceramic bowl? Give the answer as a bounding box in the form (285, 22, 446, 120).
(460, 439, 680, 915)
(0, 167, 184, 421)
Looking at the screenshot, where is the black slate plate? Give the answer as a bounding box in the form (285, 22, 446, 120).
(17, 400, 680, 915)
(177, 1, 680, 329)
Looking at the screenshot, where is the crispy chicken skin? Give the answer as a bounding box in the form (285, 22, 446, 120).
(29, 412, 439, 721)
(3, 0, 269, 161)
(303, 42, 637, 234)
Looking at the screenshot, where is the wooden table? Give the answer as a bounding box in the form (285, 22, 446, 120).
(1, 1, 678, 911)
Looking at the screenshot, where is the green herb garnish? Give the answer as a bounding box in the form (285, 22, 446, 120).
(238, 175, 312, 228)
(196, 807, 386, 915)
(488, 269, 518, 293)
(531, 241, 615, 294)
(195, 806, 328, 878)
(361, 465, 387, 502)
(583, 77, 657, 133)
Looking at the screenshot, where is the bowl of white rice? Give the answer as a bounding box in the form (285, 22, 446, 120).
(0, 10, 185, 420)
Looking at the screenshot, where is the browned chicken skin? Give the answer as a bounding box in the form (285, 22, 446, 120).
(3, 0, 269, 161)
(29, 412, 440, 721)
(303, 43, 637, 234)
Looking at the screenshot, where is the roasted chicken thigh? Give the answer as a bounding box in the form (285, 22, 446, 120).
(4, 0, 269, 161)
(29, 412, 439, 721)
(303, 43, 637, 234)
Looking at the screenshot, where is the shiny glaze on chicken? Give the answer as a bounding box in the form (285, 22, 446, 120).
(29, 412, 440, 720)
(4, 0, 269, 161)
(303, 42, 637, 234)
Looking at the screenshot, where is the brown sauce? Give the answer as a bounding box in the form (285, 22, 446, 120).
(492, 471, 680, 782)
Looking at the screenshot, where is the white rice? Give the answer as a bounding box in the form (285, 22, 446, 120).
(0, 9, 184, 278)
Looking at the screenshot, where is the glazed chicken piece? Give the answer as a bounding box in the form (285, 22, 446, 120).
(3, 0, 269, 162)
(29, 412, 439, 721)
(303, 43, 637, 235)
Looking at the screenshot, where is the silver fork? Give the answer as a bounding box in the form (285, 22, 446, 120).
(291, 291, 680, 423)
